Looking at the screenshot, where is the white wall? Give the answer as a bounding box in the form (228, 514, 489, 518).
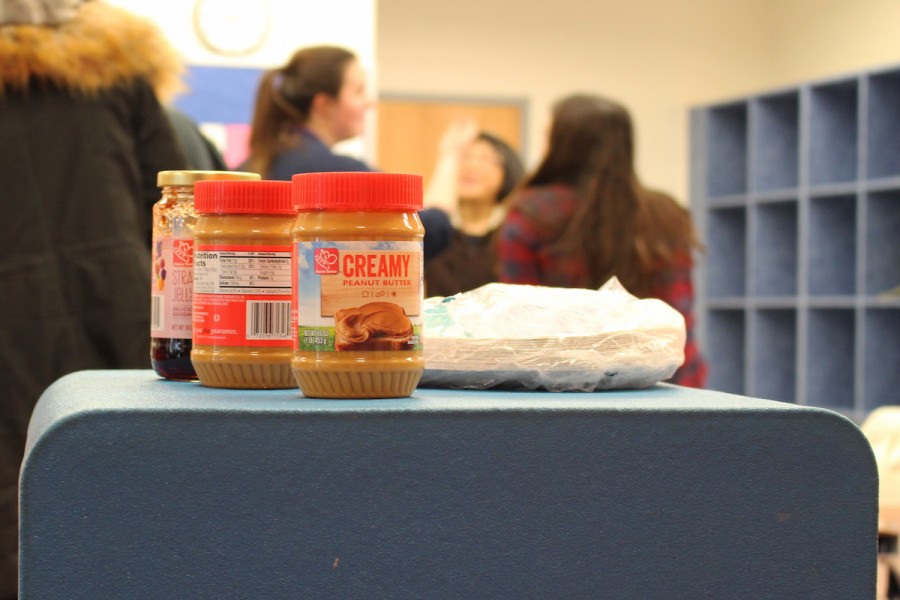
(377, 0, 900, 203)
(107, 0, 376, 159)
(106, 0, 375, 67)
(768, 0, 900, 84)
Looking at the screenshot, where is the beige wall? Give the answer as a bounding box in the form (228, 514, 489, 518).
(376, 0, 900, 204)
(770, 0, 900, 85)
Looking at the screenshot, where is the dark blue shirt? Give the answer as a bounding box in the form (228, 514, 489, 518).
(419, 208, 452, 262)
(251, 129, 452, 261)
(267, 129, 372, 180)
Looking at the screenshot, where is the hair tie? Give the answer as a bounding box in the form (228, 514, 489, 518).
(271, 71, 283, 91)
(270, 72, 306, 123)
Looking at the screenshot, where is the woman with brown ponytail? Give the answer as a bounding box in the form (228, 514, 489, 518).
(497, 94, 707, 387)
(242, 44, 456, 262)
(242, 45, 374, 179)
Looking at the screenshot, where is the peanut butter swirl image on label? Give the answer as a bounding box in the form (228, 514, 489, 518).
(334, 302, 414, 351)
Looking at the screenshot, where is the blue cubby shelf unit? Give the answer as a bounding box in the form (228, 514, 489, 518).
(691, 64, 900, 422)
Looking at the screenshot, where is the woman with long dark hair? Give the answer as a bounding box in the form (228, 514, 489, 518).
(497, 94, 706, 387)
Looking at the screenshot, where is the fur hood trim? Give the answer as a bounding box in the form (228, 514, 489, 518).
(0, 2, 183, 100)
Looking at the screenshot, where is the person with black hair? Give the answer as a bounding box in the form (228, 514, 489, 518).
(166, 106, 227, 171)
(423, 119, 524, 297)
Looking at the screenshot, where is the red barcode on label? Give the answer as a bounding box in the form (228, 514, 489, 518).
(246, 301, 291, 340)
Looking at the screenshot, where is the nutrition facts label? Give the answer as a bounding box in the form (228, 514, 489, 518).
(194, 249, 291, 295)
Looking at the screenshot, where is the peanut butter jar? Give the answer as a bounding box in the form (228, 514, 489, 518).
(291, 172, 425, 398)
(192, 180, 295, 389)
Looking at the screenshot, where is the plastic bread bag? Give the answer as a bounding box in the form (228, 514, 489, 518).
(420, 277, 686, 391)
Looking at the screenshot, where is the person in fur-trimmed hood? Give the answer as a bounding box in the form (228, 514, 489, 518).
(0, 1, 187, 596)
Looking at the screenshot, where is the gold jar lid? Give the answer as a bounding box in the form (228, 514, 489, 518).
(157, 170, 261, 186)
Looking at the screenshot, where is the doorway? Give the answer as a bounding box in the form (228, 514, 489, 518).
(376, 95, 527, 189)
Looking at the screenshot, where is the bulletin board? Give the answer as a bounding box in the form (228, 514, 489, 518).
(172, 65, 264, 168)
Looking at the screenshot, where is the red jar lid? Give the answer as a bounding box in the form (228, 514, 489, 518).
(194, 180, 294, 214)
(292, 172, 422, 211)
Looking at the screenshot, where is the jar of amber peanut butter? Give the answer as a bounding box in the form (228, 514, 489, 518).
(192, 180, 295, 389)
(151, 170, 260, 381)
(291, 172, 424, 398)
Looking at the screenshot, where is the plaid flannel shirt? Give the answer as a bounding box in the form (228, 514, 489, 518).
(497, 184, 707, 388)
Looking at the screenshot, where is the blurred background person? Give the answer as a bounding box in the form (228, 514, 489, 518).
(166, 106, 227, 170)
(0, 1, 187, 596)
(423, 119, 524, 297)
(497, 94, 707, 387)
(242, 45, 372, 178)
(242, 44, 453, 261)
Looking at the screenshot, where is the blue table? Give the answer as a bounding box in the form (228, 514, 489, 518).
(20, 370, 877, 598)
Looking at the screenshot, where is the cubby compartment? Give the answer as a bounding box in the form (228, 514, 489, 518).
(752, 201, 798, 297)
(808, 193, 857, 296)
(706, 309, 745, 394)
(751, 93, 800, 192)
(806, 309, 855, 409)
(864, 309, 900, 410)
(809, 80, 859, 186)
(751, 309, 797, 403)
(867, 70, 900, 179)
(706, 207, 746, 298)
(706, 103, 748, 197)
(865, 190, 900, 297)
(694, 64, 900, 419)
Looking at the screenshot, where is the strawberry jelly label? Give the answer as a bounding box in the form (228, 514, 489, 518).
(150, 237, 194, 339)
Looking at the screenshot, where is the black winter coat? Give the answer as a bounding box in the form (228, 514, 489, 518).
(0, 4, 187, 596)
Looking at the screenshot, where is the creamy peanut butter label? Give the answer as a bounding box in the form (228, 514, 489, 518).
(296, 240, 423, 352)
